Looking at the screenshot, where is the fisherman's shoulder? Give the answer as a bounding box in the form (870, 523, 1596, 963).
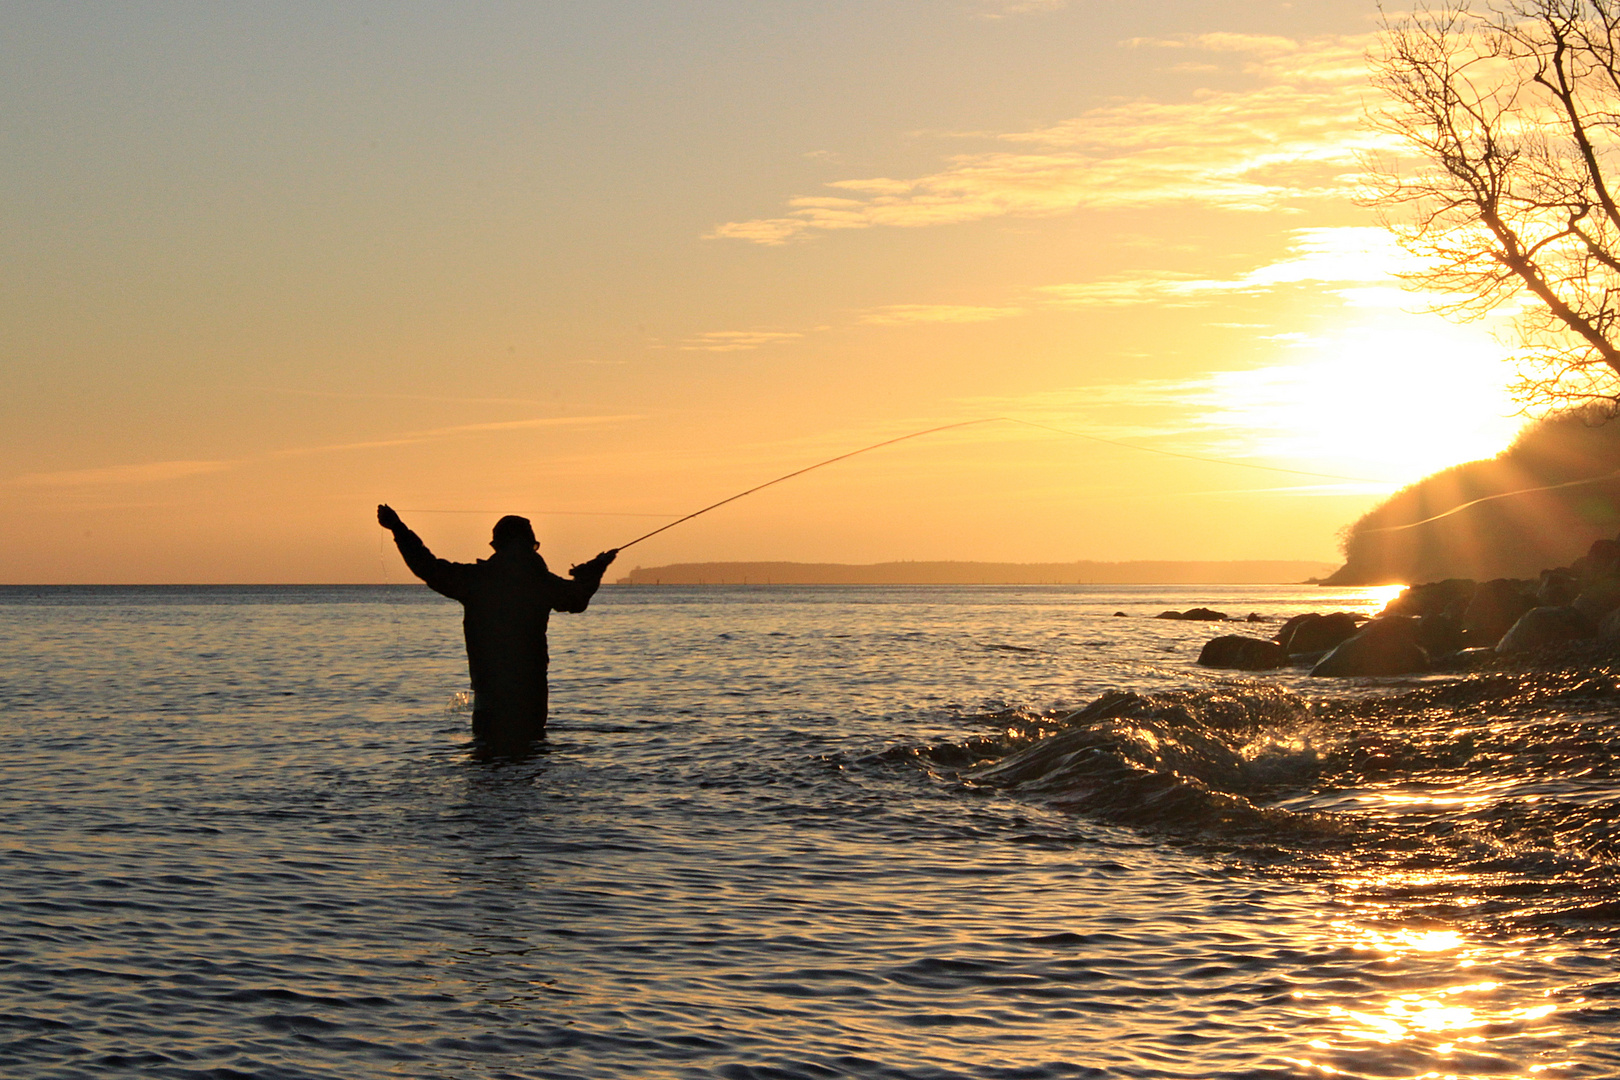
(473, 549, 553, 579)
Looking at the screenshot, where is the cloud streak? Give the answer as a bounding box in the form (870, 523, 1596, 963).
(710, 34, 1381, 244)
(679, 330, 805, 352)
(681, 225, 1454, 347)
(1037, 226, 1413, 307)
(859, 303, 1027, 325)
(974, 0, 1069, 19)
(259, 387, 553, 407)
(14, 460, 234, 489)
(12, 415, 640, 490)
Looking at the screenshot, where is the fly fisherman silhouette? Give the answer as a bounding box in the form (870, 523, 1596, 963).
(374, 422, 1377, 745)
(378, 504, 617, 748)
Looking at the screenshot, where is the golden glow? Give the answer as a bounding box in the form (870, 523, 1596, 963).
(1, 12, 1537, 580)
(1290, 909, 1577, 1078)
(1208, 315, 1523, 484)
(1362, 583, 1407, 609)
(1343, 778, 1525, 812)
(1374, 792, 1494, 808)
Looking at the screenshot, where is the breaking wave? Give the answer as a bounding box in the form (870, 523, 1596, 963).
(869, 666, 1620, 929)
(870, 687, 1328, 835)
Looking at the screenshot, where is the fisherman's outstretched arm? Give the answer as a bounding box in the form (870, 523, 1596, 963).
(552, 549, 618, 613)
(377, 504, 471, 601)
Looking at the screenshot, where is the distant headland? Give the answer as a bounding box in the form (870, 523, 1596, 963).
(614, 560, 1338, 585)
(1328, 408, 1620, 585)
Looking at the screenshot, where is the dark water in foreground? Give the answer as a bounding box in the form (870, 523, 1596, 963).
(0, 584, 1616, 1079)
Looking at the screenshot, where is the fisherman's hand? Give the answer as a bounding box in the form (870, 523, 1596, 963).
(377, 504, 405, 532)
(570, 549, 618, 579)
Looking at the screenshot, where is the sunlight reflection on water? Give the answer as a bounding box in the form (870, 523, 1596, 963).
(1283, 905, 1586, 1078)
(0, 585, 1616, 1079)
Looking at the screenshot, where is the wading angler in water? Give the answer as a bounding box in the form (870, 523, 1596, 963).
(377, 504, 616, 746)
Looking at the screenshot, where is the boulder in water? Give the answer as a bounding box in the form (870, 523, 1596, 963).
(1537, 568, 1580, 607)
(1415, 611, 1464, 657)
(1278, 612, 1360, 656)
(1462, 578, 1536, 646)
(1382, 578, 1476, 619)
(1155, 608, 1229, 621)
(1495, 605, 1593, 654)
(1580, 537, 1620, 579)
(1573, 578, 1620, 623)
(1197, 635, 1287, 670)
(1310, 616, 1430, 677)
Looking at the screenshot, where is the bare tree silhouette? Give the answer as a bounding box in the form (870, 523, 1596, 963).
(1369, 0, 1620, 410)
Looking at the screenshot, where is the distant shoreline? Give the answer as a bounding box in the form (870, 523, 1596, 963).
(0, 558, 1345, 589)
(614, 559, 1339, 586)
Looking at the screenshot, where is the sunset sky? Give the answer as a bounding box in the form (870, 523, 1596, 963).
(2, 0, 1531, 583)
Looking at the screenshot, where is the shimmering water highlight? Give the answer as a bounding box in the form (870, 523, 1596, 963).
(1, 584, 1615, 1078)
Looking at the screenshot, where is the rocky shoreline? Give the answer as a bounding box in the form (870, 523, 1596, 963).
(1189, 533, 1620, 677)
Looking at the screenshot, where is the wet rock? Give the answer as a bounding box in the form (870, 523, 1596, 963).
(1278, 612, 1361, 656)
(1462, 578, 1536, 646)
(1537, 568, 1580, 607)
(1382, 578, 1476, 619)
(1113, 611, 1127, 617)
(1416, 611, 1464, 657)
(1495, 605, 1594, 654)
(1310, 616, 1430, 677)
(1245, 612, 1266, 622)
(1276, 613, 1309, 646)
(1154, 608, 1228, 621)
(1573, 578, 1620, 623)
(1583, 538, 1620, 579)
(1196, 635, 1287, 670)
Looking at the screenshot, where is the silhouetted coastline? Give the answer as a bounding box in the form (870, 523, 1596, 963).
(1328, 408, 1620, 584)
(615, 559, 1336, 586)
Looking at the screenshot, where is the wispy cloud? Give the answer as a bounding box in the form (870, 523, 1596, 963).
(12, 415, 639, 490)
(959, 313, 1525, 484)
(1037, 226, 1410, 307)
(860, 303, 1027, 325)
(258, 387, 551, 407)
(710, 34, 1380, 245)
(974, 0, 1068, 18)
(14, 459, 233, 489)
(270, 416, 642, 457)
(708, 226, 1440, 343)
(679, 330, 805, 352)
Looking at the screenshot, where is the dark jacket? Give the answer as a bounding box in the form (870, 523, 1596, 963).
(391, 527, 606, 740)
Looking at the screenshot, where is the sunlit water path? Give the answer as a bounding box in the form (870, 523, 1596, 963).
(1, 584, 1616, 1078)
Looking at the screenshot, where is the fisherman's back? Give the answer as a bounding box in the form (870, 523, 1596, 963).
(457, 549, 567, 735)
(378, 505, 613, 747)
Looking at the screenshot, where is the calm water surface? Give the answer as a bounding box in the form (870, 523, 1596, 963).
(0, 584, 1616, 1078)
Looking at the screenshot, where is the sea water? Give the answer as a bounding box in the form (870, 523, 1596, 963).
(0, 583, 1616, 1079)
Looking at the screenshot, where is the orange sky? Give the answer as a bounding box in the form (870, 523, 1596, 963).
(2, 1, 1530, 582)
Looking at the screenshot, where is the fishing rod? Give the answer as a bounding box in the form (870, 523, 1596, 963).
(612, 417, 1386, 552)
(614, 419, 999, 551)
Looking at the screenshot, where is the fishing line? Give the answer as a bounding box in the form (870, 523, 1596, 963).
(398, 509, 672, 517)
(376, 416, 1392, 554)
(613, 417, 1387, 552)
(994, 417, 1384, 485)
(615, 419, 999, 550)
(1360, 467, 1620, 533)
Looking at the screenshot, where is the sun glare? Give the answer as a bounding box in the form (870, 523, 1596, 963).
(1208, 316, 1524, 485)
